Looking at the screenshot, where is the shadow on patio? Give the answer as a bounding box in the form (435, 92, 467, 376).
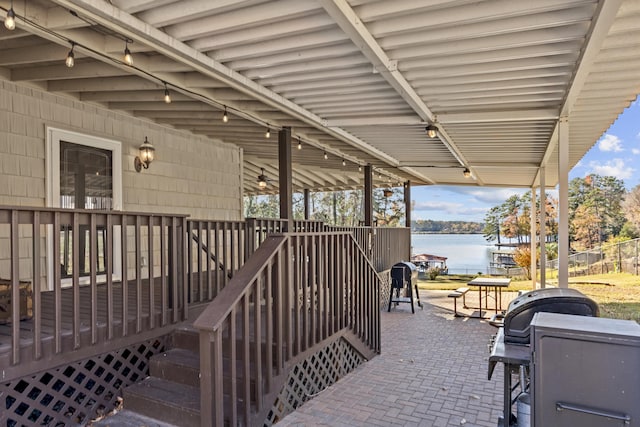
(280, 290, 516, 427)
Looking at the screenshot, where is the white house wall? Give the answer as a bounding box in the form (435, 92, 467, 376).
(0, 78, 243, 221)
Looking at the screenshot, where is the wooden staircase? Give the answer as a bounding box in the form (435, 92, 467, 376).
(123, 327, 202, 426)
(92, 232, 382, 427)
(91, 327, 203, 426)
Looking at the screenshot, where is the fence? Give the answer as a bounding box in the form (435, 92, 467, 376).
(546, 238, 640, 277)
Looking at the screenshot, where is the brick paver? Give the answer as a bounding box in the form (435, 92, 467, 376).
(280, 290, 510, 427)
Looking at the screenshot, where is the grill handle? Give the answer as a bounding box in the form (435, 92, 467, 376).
(556, 402, 631, 425)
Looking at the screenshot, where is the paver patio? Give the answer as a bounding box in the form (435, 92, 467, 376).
(280, 290, 519, 427)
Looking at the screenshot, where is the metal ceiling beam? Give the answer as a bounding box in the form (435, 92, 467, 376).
(319, 0, 470, 171)
(49, 0, 401, 168)
(438, 109, 559, 124)
(535, 0, 623, 185)
(319, 0, 434, 123)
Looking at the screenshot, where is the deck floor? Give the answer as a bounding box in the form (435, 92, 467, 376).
(280, 290, 519, 427)
(0, 280, 176, 355)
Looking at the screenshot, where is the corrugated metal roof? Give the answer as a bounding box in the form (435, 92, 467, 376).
(1, 0, 638, 194)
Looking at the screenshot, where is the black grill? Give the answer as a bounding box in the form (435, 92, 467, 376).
(503, 287, 599, 345)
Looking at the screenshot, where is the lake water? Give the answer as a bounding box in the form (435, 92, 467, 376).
(411, 234, 499, 274)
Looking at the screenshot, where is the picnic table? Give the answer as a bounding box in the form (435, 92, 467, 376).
(467, 277, 511, 318)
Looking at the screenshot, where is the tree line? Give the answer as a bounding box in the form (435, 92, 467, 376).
(412, 219, 482, 234)
(244, 187, 406, 227)
(483, 174, 640, 253)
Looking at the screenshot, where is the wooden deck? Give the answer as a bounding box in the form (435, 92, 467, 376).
(0, 278, 190, 383)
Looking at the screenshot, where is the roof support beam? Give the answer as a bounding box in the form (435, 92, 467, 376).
(438, 109, 559, 124)
(535, 0, 623, 185)
(319, 0, 469, 169)
(49, 0, 400, 168)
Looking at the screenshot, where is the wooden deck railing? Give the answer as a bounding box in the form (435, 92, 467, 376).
(0, 207, 406, 386)
(194, 232, 381, 427)
(326, 226, 411, 271)
(0, 206, 187, 380)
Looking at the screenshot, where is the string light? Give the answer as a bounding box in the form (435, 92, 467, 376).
(163, 83, 171, 103)
(265, 125, 270, 139)
(425, 125, 438, 138)
(123, 41, 133, 66)
(342, 158, 346, 167)
(323, 151, 328, 160)
(222, 106, 229, 123)
(297, 138, 302, 150)
(358, 165, 362, 172)
(65, 43, 75, 68)
(4, 1, 15, 30)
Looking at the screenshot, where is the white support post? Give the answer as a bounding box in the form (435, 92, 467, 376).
(558, 117, 570, 288)
(539, 168, 546, 288)
(530, 186, 537, 289)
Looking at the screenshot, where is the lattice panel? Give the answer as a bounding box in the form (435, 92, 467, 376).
(379, 271, 391, 310)
(264, 337, 365, 426)
(1, 337, 168, 427)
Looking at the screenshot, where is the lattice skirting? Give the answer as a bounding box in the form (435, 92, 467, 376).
(379, 269, 391, 310)
(1, 337, 168, 427)
(264, 337, 365, 426)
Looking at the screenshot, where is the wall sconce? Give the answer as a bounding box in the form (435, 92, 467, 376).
(425, 125, 438, 138)
(463, 168, 471, 178)
(135, 136, 155, 172)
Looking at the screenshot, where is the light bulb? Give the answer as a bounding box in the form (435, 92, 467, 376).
(342, 159, 346, 167)
(65, 46, 75, 68)
(358, 165, 362, 172)
(124, 44, 133, 66)
(323, 151, 328, 160)
(222, 107, 229, 123)
(297, 140, 302, 150)
(265, 127, 270, 139)
(5, 7, 15, 30)
(259, 180, 267, 189)
(164, 86, 171, 103)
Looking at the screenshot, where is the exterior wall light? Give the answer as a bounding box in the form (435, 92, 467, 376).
(135, 136, 155, 172)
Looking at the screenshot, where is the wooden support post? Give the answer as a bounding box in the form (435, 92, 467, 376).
(364, 165, 373, 226)
(279, 127, 293, 232)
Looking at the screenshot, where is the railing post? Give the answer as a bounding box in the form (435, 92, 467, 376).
(199, 329, 223, 427)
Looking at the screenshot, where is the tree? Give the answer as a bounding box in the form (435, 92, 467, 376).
(572, 204, 601, 251)
(569, 175, 626, 248)
(513, 245, 534, 279)
(623, 184, 640, 234)
(374, 187, 404, 226)
(244, 194, 279, 218)
(483, 206, 502, 244)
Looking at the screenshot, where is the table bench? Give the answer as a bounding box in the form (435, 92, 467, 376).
(448, 287, 469, 317)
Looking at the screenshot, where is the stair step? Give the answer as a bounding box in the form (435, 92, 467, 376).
(91, 410, 178, 427)
(171, 326, 199, 353)
(123, 377, 200, 427)
(150, 348, 200, 387)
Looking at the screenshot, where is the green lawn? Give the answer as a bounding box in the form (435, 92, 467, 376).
(418, 272, 640, 322)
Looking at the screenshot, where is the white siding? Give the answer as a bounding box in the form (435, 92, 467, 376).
(0, 79, 242, 220)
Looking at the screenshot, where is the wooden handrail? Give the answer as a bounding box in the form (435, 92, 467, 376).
(194, 231, 381, 426)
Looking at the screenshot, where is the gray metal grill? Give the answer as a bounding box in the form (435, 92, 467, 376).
(503, 287, 599, 345)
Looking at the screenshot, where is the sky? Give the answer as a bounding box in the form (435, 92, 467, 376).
(411, 97, 640, 223)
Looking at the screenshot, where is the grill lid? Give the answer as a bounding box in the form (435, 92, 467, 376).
(503, 288, 599, 345)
